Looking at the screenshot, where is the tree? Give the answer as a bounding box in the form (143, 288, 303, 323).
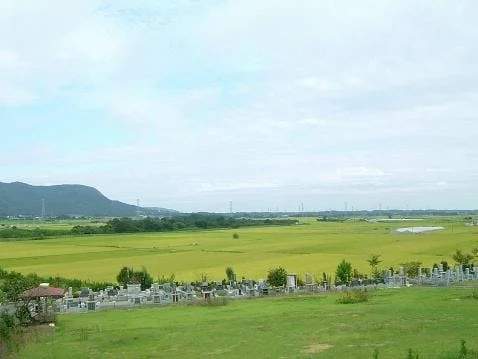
(401, 261, 422, 278)
(267, 266, 287, 287)
(0, 271, 32, 302)
(367, 254, 383, 279)
(452, 249, 474, 267)
(225, 267, 235, 282)
(131, 267, 153, 291)
(440, 260, 449, 271)
(116, 267, 134, 288)
(335, 260, 352, 285)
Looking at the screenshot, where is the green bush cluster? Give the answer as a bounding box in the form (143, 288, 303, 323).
(336, 290, 369, 304)
(0, 267, 114, 300)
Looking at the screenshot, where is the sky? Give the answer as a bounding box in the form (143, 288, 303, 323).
(1, 0, 477, 212)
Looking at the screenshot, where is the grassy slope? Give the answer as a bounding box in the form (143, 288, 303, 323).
(18, 286, 478, 359)
(0, 217, 477, 282)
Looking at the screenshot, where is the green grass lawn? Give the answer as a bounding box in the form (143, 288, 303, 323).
(0, 217, 477, 283)
(17, 285, 478, 359)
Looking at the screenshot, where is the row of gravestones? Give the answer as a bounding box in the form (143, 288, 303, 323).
(383, 266, 478, 287)
(58, 267, 478, 312)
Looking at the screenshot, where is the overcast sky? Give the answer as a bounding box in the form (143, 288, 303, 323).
(1, 1, 477, 212)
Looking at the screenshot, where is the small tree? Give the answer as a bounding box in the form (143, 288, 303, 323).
(453, 249, 474, 267)
(367, 254, 383, 279)
(232, 233, 239, 239)
(401, 261, 422, 278)
(116, 267, 134, 288)
(225, 267, 235, 282)
(267, 266, 287, 287)
(335, 260, 353, 285)
(0, 272, 32, 303)
(131, 267, 153, 291)
(440, 260, 449, 271)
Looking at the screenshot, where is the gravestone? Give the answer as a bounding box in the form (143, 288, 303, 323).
(305, 273, 313, 285)
(258, 280, 268, 295)
(66, 299, 77, 309)
(127, 284, 141, 295)
(87, 301, 96, 311)
(286, 274, 297, 292)
(80, 287, 90, 298)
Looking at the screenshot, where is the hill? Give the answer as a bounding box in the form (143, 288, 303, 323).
(0, 182, 176, 217)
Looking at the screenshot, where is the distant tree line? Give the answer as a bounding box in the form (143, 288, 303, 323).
(0, 214, 297, 239)
(71, 214, 297, 235)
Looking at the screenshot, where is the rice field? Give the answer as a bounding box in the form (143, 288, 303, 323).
(1, 217, 476, 283)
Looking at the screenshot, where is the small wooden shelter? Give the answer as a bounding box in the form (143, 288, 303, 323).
(21, 283, 64, 323)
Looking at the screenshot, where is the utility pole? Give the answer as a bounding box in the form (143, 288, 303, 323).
(41, 198, 46, 219)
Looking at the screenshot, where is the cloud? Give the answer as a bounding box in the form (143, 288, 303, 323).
(0, 0, 477, 211)
(55, 16, 125, 66)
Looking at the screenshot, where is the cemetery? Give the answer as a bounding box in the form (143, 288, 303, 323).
(11, 282, 478, 359)
(36, 263, 478, 315)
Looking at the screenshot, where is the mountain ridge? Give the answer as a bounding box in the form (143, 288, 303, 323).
(0, 181, 176, 217)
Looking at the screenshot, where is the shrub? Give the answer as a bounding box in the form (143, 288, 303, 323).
(267, 267, 287, 287)
(157, 273, 175, 285)
(438, 340, 478, 359)
(407, 348, 419, 359)
(372, 348, 379, 359)
(336, 290, 368, 304)
(0, 310, 18, 355)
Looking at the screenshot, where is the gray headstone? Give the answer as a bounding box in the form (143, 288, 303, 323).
(305, 273, 313, 285)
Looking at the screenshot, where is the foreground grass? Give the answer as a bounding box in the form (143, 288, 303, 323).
(16, 286, 478, 358)
(1, 217, 477, 282)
